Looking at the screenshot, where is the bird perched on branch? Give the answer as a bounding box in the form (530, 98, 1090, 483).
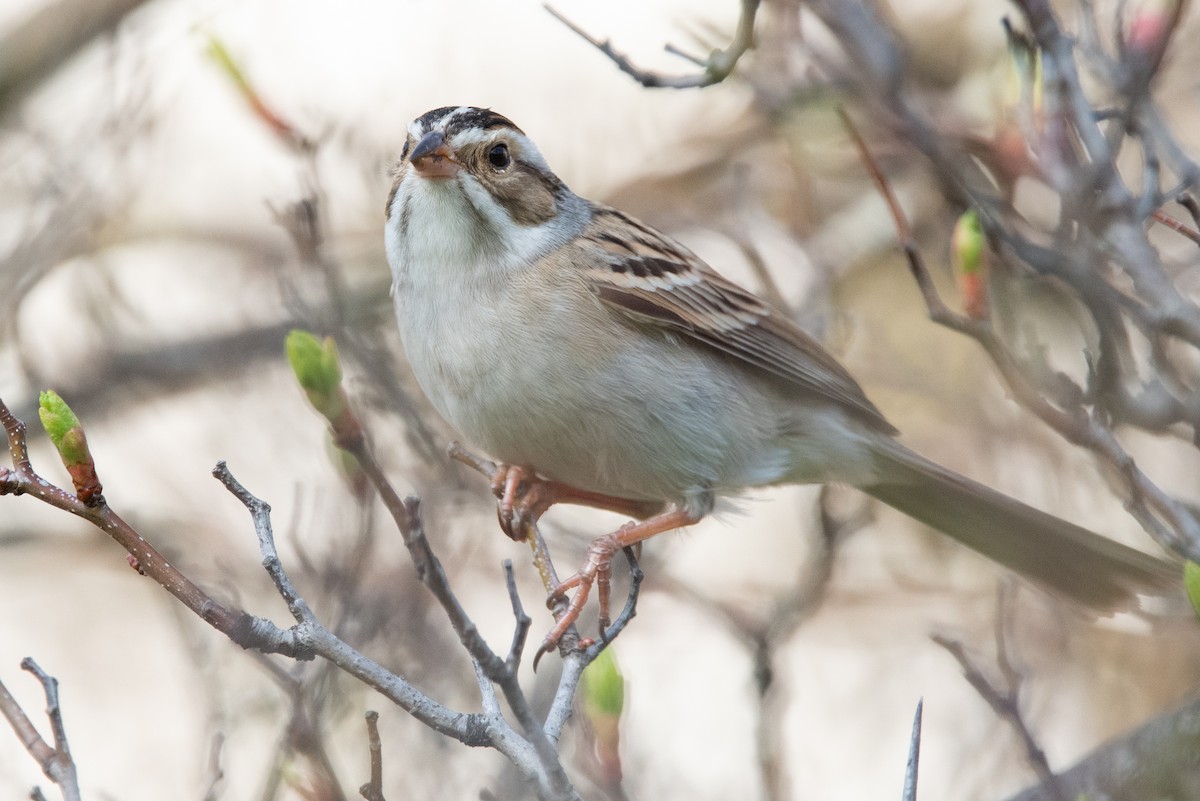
(384, 105, 1174, 655)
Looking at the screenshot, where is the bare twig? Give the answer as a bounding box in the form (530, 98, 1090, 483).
(932, 587, 1067, 801)
(545, 0, 759, 89)
(1151, 209, 1200, 247)
(329, 431, 582, 797)
(210, 462, 497, 745)
(359, 711, 386, 801)
(0, 660, 81, 801)
(838, 106, 1200, 561)
(0, 397, 289, 655)
(503, 560, 533, 670)
(446, 441, 583, 657)
(901, 699, 923, 801)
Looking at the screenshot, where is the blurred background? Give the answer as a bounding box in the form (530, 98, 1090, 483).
(3, 0, 1200, 799)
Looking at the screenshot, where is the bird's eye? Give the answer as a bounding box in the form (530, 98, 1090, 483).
(487, 143, 511, 170)
(401, 139, 411, 160)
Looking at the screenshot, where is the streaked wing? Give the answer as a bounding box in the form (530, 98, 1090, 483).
(579, 204, 896, 434)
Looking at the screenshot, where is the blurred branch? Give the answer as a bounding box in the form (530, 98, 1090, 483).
(1002, 695, 1200, 801)
(0, 659, 81, 801)
(0, 0, 153, 119)
(545, 0, 760, 88)
(649, 484, 869, 801)
(932, 586, 1066, 801)
(267, 136, 445, 466)
(1152, 208, 1200, 247)
(248, 649, 351, 801)
(0, 181, 108, 339)
(839, 100, 1200, 561)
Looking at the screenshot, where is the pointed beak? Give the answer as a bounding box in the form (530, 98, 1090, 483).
(409, 130, 459, 179)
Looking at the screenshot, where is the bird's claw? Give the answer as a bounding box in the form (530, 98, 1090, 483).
(530, 532, 623, 668)
(491, 464, 540, 541)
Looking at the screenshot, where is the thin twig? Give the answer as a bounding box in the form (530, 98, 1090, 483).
(0, 660, 82, 801)
(932, 633, 1064, 799)
(1151, 209, 1200, 247)
(589, 547, 644, 654)
(447, 442, 583, 656)
(503, 560, 533, 671)
(215, 461, 315, 625)
(0, 397, 287, 654)
(932, 587, 1068, 801)
(211, 460, 492, 745)
(359, 711, 386, 801)
(901, 699, 923, 801)
(544, 0, 759, 89)
(340, 439, 576, 796)
(838, 109, 1200, 561)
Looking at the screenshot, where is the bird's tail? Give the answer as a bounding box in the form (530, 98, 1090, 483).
(862, 441, 1177, 610)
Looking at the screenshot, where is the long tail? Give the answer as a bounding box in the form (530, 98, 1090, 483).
(861, 441, 1177, 610)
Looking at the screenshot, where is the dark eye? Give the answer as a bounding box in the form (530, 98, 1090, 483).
(487, 143, 511, 170)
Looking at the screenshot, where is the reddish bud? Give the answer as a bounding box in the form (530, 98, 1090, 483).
(38, 391, 103, 505)
(1124, 0, 1182, 77)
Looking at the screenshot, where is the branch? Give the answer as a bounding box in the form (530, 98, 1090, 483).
(0, 397, 289, 653)
(545, 0, 759, 89)
(901, 699, 923, 801)
(0, 396, 583, 792)
(0, 0, 153, 118)
(1002, 695, 1200, 801)
(838, 106, 1200, 561)
(210, 462, 495, 746)
(932, 587, 1067, 801)
(0, 659, 82, 801)
(358, 711, 386, 801)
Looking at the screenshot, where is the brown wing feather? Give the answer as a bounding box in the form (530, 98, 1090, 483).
(580, 205, 896, 434)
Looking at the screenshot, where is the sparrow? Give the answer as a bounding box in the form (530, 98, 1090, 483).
(384, 106, 1174, 652)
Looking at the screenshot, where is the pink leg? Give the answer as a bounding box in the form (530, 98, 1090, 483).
(538, 506, 702, 657)
(488, 464, 665, 540)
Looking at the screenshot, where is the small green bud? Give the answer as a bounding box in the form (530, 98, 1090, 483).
(952, 209, 990, 320)
(582, 646, 625, 718)
(952, 210, 985, 275)
(38, 391, 103, 504)
(286, 330, 346, 421)
(38, 391, 89, 467)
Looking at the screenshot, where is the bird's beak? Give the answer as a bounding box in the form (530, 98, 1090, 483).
(409, 130, 459, 179)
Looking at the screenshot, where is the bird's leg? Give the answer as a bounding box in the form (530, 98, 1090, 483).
(489, 463, 665, 541)
(537, 506, 701, 659)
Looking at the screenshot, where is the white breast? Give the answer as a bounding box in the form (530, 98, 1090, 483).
(386, 171, 591, 451)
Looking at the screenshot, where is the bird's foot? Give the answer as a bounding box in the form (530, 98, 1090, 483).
(489, 464, 546, 541)
(535, 529, 624, 667)
(488, 464, 667, 541)
(533, 506, 702, 666)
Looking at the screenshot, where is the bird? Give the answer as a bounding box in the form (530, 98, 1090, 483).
(384, 105, 1175, 654)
